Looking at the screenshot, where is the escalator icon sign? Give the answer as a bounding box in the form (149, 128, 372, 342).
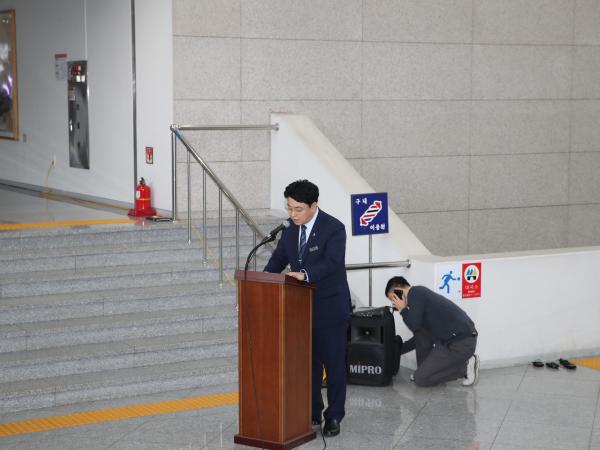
(464, 265, 480, 283)
(461, 263, 481, 299)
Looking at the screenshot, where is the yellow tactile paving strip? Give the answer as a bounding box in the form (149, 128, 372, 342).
(0, 391, 238, 438)
(571, 357, 600, 371)
(0, 218, 132, 231)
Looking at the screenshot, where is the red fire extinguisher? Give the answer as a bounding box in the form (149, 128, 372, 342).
(128, 177, 157, 217)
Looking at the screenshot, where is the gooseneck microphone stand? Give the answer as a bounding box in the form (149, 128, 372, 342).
(244, 234, 275, 273)
(244, 219, 289, 273)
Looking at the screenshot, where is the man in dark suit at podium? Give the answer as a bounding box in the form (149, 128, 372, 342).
(264, 179, 351, 437)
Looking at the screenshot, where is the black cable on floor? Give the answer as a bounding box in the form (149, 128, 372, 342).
(317, 422, 327, 450)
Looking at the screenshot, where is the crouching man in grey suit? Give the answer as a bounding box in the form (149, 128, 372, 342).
(385, 276, 479, 387)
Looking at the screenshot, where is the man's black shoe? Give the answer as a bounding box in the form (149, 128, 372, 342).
(311, 419, 321, 426)
(323, 418, 340, 437)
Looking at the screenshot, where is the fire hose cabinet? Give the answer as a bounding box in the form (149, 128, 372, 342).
(347, 307, 398, 386)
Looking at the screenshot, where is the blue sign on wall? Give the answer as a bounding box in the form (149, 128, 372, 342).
(350, 192, 389, 236)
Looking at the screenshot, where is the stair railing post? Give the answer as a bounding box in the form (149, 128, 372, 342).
(187, 146, 191, 244)
(171, 130, 178, 220)
(219, 189, 223, 287)
(202, 169, 207, 265)
(369, 234, 373, 307)
(170, 124, 278, 278)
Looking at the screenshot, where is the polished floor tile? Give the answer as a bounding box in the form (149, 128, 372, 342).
(2, 363, 599, 449)
(420, 392, 512, 422)
(493, 420, 591, 450)
(111, 408, 235, 448)
(0, 187, 125, 224)
(395, 436, 493, 450)
(403, 413, 502, 443)
(14, 435, 117, 450)
(518, 374, 599, 399)
(342, 406, 416, 440)
(590, 431, 600, 450)
(504, 395, 597, 428)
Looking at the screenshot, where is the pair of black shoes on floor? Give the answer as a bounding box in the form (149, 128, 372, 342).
(312, 418, 340, 437)
(532, 358, 576, 370)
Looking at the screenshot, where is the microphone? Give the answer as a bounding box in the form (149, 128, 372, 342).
(264, 219, 291, 242)
(244, 219, 291, 272)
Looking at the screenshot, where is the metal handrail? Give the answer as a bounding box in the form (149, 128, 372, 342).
(346, 259, 411, 307)
(170, 122, 411, 297)
(178, 125, 280, 131)
(170, 123, 278, 285)
(346, 260, 411, 270)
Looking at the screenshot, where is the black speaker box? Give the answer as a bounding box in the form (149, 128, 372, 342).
(347, 307, 398, 386)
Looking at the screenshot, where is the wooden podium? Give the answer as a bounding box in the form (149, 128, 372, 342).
(234, 270, 316, 449)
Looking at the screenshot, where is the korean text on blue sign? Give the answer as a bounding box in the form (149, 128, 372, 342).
(350, 193, 389, 236)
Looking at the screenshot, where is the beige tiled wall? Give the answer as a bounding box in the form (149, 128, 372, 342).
(362, 101, 471, 157)
(470, 154, 569, 209)
(471, 46, 572, 99)
(363, 43, 472, 100)
(469, 206, 569, 253)
(242, 40, 362, 99)
(173, 0, 600, 256)
(363, 0, 472, 43)
(470, 101, 570, 155)
(573, 47, 600, 98)
(574, 0, 600, 44)
(473, 0, 574, 45)
(241, 0, 362, 40)
(572, 101, 600, 151)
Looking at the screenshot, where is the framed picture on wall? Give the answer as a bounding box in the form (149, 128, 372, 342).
(0, 10, 18, 140)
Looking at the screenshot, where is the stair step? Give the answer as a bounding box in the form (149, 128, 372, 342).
(0, 356, 237, 413)
(0, 215, 281, 413)
(0, 252, 271, 299)
(0, 329, 237, 383)
(0, 305, 237, 352)
(0, 237, 262, 274)
(0, 240, 203, 274)
(0, 217, 282, 251)
(0, 282, 236, 325)
(0, 222, 187, 251)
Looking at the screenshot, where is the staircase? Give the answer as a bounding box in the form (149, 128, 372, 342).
(0, 217, 278, 413)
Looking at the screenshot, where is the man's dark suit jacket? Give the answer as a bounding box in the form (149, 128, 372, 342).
(401, 286, 477, 344)
(264, 209, 351, 329)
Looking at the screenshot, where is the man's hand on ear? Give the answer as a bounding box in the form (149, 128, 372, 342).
(388, 291, 408, 311)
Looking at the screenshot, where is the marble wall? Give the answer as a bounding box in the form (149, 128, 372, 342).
(172, 0, 600, 256)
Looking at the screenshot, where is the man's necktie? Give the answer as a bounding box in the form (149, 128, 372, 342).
(298, 224, 307, 260)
